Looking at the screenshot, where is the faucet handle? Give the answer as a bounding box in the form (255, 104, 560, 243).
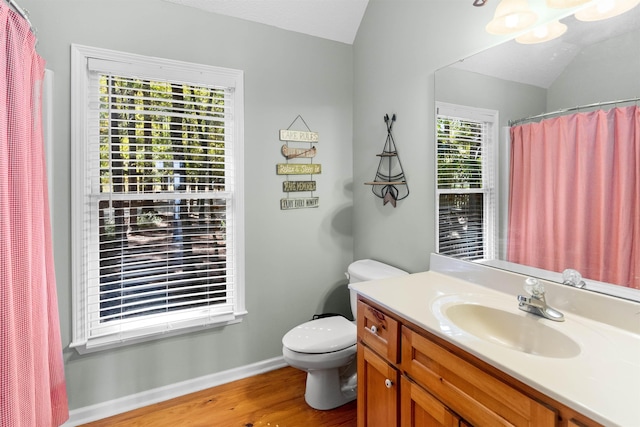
(562, 269, 586, 288)
(524, 277, 545, 297)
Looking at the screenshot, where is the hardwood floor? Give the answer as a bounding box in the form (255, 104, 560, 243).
(80, 366, 357, 427)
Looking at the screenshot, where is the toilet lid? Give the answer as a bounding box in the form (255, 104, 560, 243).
(282, 316, 356, 354)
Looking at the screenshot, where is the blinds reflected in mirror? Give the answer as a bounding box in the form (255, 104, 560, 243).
(436, 103, 498, 262)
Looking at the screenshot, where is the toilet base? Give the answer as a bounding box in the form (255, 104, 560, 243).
(304, 361, 357, 410)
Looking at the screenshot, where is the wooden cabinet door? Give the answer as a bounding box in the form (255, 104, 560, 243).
(357, 343, 399, 427)
(401, 326, 557, 427)
(401, 376, 460, 427)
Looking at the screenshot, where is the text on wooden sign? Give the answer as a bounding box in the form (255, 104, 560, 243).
(276, 163, 321, 175)
(279, 129, 319, 142)
(283, 181, 316, 192)
(280, 197, 319, 210)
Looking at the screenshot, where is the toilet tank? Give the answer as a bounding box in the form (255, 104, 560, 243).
(347, 259, 408, 319)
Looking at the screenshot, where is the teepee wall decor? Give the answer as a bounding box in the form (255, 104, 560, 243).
(365, 114, 409, 207)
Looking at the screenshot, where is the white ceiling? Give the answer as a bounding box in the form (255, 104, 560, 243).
(163, 0, 369, 44)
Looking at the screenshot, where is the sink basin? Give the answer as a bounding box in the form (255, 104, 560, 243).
(436, 298, 581, 358)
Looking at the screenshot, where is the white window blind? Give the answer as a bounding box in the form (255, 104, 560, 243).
(71, 45, 245, 352)
(436, 103, 497, 261)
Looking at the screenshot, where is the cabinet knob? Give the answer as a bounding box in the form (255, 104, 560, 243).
(385, 379, 393, 389)
(368, 325, 378, 334)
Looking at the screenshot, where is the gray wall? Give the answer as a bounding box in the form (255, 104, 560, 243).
(22, 0, 354, 410)
(352, 0, 513, 273)
(548, 27, 640, 110)
(434, 68, 547, 128)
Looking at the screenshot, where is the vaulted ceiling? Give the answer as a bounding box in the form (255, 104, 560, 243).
(163, 0, 369, 44)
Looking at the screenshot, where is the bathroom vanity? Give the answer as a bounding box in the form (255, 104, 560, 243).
(350, 256, 640, 427)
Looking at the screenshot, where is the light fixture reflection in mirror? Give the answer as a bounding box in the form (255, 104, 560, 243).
(486, 0, 539, 34)
(575, 0, 640, 21)
(485, 0, 640, 42)
(515, 20, 568, 43)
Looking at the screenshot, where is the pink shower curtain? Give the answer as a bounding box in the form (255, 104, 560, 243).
(508, 105, 640, 289)
(1, 3, 69, 426)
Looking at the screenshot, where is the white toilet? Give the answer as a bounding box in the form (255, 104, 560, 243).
(282, 259, 408, 410)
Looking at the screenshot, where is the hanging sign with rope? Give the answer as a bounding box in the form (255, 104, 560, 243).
(278, 115, 320, 210)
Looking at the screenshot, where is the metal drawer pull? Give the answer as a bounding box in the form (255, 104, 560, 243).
(385, 379, 393, 388)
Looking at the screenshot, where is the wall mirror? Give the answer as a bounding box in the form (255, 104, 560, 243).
(434, 5, 640, 301)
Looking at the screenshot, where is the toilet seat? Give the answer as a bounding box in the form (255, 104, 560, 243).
(282, 343, 356, 371)
(282, 316, 356, 354)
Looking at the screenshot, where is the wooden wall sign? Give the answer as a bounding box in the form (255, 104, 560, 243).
(279, 129, 319, 142)
(281, 145, 317, 159)
(278, 116, 319, 210)
(283, 181, 316, 192)
(276, 163, 321, 175)
(280, 197, 319, 210)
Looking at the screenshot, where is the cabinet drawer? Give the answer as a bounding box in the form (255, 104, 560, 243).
(401, 326, 557, 427)
(358, 300, 400, 363)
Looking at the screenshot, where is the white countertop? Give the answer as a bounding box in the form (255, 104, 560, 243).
(349, 270, 640, 427)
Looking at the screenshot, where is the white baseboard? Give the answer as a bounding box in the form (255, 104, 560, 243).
(64, 356, 287, 426)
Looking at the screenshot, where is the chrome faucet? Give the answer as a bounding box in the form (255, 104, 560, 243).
(517, 278, 564, 322)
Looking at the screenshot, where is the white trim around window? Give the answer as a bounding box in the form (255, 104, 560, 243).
(435, 102, 499, 262)
(70, 44, 246, 353)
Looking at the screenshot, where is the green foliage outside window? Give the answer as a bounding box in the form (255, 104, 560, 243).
(436, 117, 484, 190)
(437, 115, 487, 261)
(98, 75, 227, 194)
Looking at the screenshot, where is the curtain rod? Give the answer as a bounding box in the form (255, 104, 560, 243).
(509, 97, 640, 127)
(6, 0, 35, 35)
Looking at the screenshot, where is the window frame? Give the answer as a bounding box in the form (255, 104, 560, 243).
(70, 44, 246, 353)
(435, 102, 498, 262)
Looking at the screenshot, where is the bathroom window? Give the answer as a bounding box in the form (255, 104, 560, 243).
(70, 45, 246, 353)
(436, 102, 497, 261)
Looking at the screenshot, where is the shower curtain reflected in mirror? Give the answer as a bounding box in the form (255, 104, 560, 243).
(1, 3, 69, 426)
(508, 105, 640, 289)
